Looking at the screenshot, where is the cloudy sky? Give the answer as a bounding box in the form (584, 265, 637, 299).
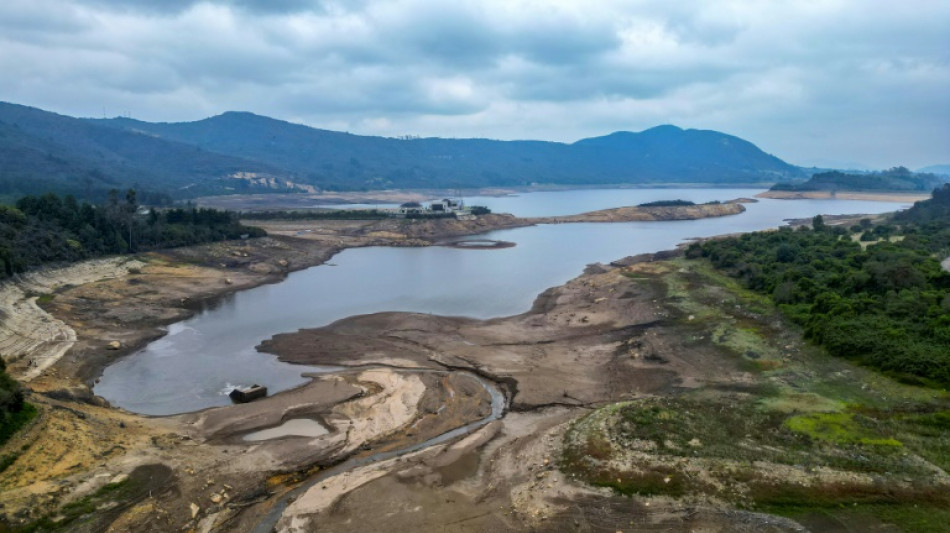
(1, 0, 947, 168)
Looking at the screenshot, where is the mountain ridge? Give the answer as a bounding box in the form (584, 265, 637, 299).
(1, 101, 804, 201)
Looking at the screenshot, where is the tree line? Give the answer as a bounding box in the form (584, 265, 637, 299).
(0, 190, 264, 278)
(689, 184, 950, 386)
(771, 166, 946, 192)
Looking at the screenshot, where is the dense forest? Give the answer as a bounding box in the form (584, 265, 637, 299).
(0, 190, 264, 278)
(772, 166, 947, 192)
(690, 184, 950, 386)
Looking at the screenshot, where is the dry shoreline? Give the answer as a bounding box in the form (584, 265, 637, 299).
(757, 189, 928, 202)
(0, 200, 806, 532)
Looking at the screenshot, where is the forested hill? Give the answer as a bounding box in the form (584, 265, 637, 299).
(771, 166, 947, 193)
(91, 114, 801, 190)
(0, 101, 803, 201)
(0, 102, 294, 203)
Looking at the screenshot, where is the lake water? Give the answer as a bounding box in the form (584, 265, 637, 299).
(95, 189, 909, 415)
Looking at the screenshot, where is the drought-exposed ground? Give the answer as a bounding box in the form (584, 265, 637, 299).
(757, 190, 929, 202)
(1, 203, 945, 532)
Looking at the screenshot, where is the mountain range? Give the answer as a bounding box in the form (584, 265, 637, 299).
(0, 101, 805, 202)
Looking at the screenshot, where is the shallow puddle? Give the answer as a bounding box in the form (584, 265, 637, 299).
(243, 419, 329, 441)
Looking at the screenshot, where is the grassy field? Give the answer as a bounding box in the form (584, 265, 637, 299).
(562, 257, 950, 531)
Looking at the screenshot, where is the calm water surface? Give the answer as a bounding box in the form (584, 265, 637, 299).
(96, 190, 908, 415)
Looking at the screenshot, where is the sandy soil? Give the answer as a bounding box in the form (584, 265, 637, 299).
(253, 213, 531, 248)
(528, 201, 745, 223)
(757, 190, 929, 202)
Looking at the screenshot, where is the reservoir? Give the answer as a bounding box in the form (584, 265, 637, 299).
(95, 189, 907, 415)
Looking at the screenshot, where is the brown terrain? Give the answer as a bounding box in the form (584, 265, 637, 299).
(757, 190, 929, 202)
(0, 202, 846, 533)
(527, 200, 747, 224)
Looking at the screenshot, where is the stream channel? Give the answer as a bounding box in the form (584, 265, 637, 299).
(95, 189, 907, 415)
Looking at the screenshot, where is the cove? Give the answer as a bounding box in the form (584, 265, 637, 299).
(95, 190, 906, 415)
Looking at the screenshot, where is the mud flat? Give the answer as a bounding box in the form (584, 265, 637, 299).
(757, 190, 928, 202)
(528, 200, 746, 223)
(246, 254, 821, 533)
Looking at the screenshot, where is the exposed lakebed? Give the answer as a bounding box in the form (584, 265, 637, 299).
(95, 189, 906, 415)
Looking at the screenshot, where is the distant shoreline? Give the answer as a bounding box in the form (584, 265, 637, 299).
(757, 190, 928, 203)
(195, 184, 773, 211)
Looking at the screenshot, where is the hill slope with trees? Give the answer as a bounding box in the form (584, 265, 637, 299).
(690, 184, 950, 386)
(0, 101, 803, 200)
(0, 191, 264, 279)
(91, 114, 802, 190)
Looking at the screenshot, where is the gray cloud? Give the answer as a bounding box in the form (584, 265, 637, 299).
(78, 0, 336, 15)
(0, 0, 947, 168)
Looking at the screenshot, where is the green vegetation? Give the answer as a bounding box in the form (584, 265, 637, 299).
(2, 464, 173, 533)
(240, 209, 390, 220)
(783, 412, 902, 447)
(637, 199, 695, 207)
(0, 191, 265, 279)
(688, 185, 950, 386)
(564, 243, 950, 531)
(1, 102, 803, 200)
(0, 358, 34, 448)
(772, 166, 946, 192)
(5, 480, 129, 533)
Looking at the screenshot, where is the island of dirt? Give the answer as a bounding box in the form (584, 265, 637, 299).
(3, 202, 939, 532)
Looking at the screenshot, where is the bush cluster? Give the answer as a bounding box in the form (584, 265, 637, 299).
(0, 190, 265, 278)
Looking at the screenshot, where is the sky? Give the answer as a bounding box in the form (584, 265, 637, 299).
(0, 0, 947, 169)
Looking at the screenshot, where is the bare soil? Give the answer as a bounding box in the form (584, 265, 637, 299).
(757, 190, 929, 202)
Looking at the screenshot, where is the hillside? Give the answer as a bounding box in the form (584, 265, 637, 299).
(771, 167, 947, 193)
(0, 103, 299, 202)
(0, 101, 804, 201)
(90, 114, 803, 189)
